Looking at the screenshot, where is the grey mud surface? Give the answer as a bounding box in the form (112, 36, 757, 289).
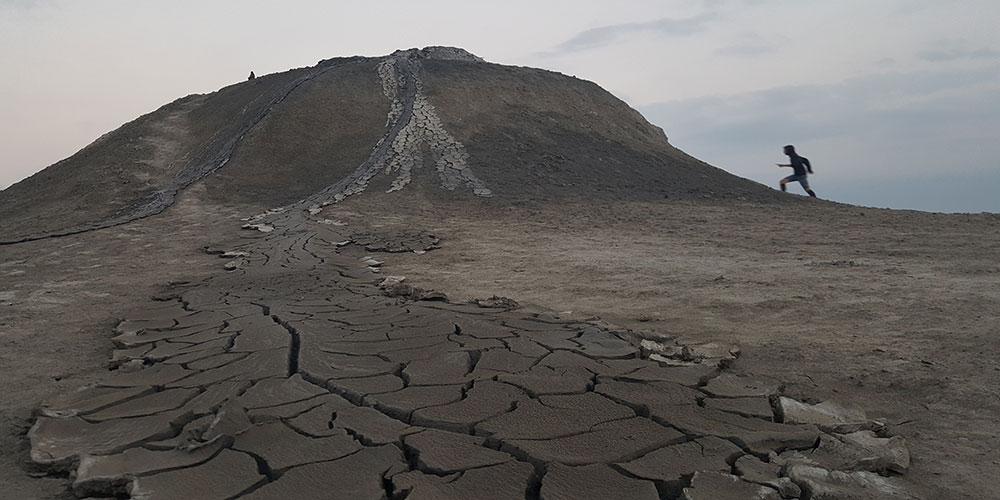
(25, 207, 923, 499)
(8, 48, 929, 499)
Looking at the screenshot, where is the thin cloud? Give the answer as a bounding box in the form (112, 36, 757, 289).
(0, 0, 49, 9)
(714, 44, 777, 58)
(638, 66, 1000, 212)
(542, 14, 718, 56)
(918, 47, 1000, 62)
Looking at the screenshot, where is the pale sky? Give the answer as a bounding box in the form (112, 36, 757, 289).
(2, 0, 998, 212)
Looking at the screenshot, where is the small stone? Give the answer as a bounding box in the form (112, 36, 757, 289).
(809, 432, 910, 474)
(777, 397, 873, 433)
(734, 455, 802, 498)
(681, 471, 781, 500)
(785, 464, 922, 500)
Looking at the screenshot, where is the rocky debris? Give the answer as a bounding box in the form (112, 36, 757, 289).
(680, 471, 782, 500)
(316, 218, 346, 225)
(808, 431, 910, 473)
(785, 464, 922, 500)
(24, 208, 922, 499)
(241, 223, 275, 233)
(224, 259, 245, 271)
(734, 455, 803, 499)
(777, 396, 878, 433)
(378, 277, 448, 301)
(362, 256, 383, 267)
(392, 46, 486, 62)
(540, 463, 659, 500)
(472, 295, 520, 309)
(347, 230, 441, 253)
(634, 333, 740, 367)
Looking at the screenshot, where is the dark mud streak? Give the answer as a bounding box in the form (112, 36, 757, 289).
(304, 58, 419, 208)
(0, 60, 359, 246)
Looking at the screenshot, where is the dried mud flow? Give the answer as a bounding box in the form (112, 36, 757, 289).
(1, 47, 991, 499)
(0, 60, 341, 245)
(21, 203, 923, 500)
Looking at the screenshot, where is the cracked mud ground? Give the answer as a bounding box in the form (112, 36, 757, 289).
(2, 46, 983, 499)
(22, 207, 924, 500)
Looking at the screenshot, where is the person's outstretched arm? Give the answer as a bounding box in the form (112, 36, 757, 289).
(776, 163, 791, 167)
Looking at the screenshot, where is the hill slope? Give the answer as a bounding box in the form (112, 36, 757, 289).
(0, 47, 780, 242)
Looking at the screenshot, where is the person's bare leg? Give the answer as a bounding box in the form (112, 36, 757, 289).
(806, 188, 816, 197)
(780, 179, 788, 192)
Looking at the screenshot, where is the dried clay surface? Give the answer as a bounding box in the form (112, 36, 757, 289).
(1, 47, 986, 499)
(15, 201, 929, 499)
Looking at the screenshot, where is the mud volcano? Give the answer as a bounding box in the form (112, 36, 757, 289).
(3, 48, 923, 499)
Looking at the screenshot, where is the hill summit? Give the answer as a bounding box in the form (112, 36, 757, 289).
(0, 47, 778, 242)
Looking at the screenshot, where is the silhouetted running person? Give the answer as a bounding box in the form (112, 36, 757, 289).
(777, 144, 816, 197)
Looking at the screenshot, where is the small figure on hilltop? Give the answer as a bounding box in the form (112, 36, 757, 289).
(248, 71, 256, 81)
(777, 144, 816, 197)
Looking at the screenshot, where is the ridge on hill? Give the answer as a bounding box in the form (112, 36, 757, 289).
(0, 47, 781, 243)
